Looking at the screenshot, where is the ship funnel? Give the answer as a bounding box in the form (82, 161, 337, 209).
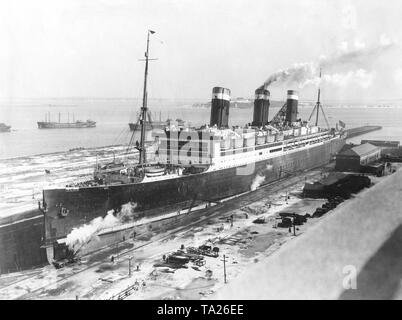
(252, 88, 270, 127)
(210, 87, 231, 128)
(286, 90, 298, 123)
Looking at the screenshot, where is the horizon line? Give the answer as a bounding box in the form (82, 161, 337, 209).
(1, 96, 402, 103)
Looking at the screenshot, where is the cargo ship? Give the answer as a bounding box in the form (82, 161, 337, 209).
(0, 123, 11, 132)
(39, 30, 347, 262)
(37, 112, 96, 129)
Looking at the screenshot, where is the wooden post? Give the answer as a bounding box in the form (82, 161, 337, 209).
(221, 254, 227, 284)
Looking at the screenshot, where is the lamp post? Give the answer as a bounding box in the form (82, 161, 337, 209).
(128, 256, 133, 277)
(221, 254, 228, 284)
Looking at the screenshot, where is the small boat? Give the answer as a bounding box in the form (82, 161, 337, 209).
(145, 167, 166, 177)
(0, 123, 11, 132)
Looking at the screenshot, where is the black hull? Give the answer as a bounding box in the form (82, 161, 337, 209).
(0, 211, 47, 274)
(43, 137, 345, 254)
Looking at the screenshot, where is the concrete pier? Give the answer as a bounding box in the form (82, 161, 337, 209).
(345, 125, 382, 139)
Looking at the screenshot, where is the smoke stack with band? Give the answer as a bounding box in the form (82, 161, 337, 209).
(286, 90, 298, 123)
(252, 88, 270, 127)
(210, 87, 231, 128)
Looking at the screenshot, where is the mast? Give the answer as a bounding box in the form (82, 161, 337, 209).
(315, 68, 322, 126)
(139, 29, 155, 165)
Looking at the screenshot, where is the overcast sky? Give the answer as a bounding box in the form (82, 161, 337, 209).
(0, 0, 401, 101)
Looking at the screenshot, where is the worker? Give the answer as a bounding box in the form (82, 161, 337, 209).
(163, 254, 166, 261)
(111, 255, 115, 264)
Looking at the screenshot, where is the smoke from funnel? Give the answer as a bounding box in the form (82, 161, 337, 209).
(260, 38, 396, 89)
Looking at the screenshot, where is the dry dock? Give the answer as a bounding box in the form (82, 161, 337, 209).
(213, 166, 402, 300)
(0, 165, 401, 299)
(0, 125, 386, 274)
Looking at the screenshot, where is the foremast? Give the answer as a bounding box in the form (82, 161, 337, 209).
(308, 68, 330, 129)
(138, 29, 156, 165)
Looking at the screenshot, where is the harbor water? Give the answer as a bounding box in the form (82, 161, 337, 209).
(1, 99, 402, 159)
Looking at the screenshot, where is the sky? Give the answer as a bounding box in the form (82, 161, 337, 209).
(0, 0, 402, 101)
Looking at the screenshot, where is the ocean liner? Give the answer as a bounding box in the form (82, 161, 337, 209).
(40, 30, 346, 262)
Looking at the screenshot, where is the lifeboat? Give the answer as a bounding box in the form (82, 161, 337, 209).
(145, 167, 166, 177)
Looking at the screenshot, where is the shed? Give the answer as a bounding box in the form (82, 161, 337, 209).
(335, 143, 381, 172)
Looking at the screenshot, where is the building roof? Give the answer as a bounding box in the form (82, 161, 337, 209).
(320, 172, 349, 186)
(304, 172, 348, 189)
(338, 143, 357, 154)
(339, 143, 380, 157)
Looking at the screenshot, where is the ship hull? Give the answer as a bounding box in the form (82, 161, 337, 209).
(37, 122, 96, 129)
(43, 136, 345, 260)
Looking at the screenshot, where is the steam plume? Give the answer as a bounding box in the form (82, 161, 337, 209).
(65, 202, 138, 252)
(261, 38, 396, 89)
(251, 174, 265, 191)
(65, 211, 118, 252)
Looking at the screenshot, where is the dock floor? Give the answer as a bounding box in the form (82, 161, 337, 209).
(213, 167, 402, 299)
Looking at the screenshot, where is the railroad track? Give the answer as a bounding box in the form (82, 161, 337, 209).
(6, 167, 326, 299)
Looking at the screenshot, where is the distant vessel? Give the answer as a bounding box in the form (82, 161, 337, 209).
(0, 123, 11, 132)
(37, 112, 96, 129)
(192, 97, 253, 109)
(129, 111, 186, 131)
(192, 97, 284, 109)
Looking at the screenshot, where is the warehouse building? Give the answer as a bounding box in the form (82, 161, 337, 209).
(335, 143, 381, 172)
